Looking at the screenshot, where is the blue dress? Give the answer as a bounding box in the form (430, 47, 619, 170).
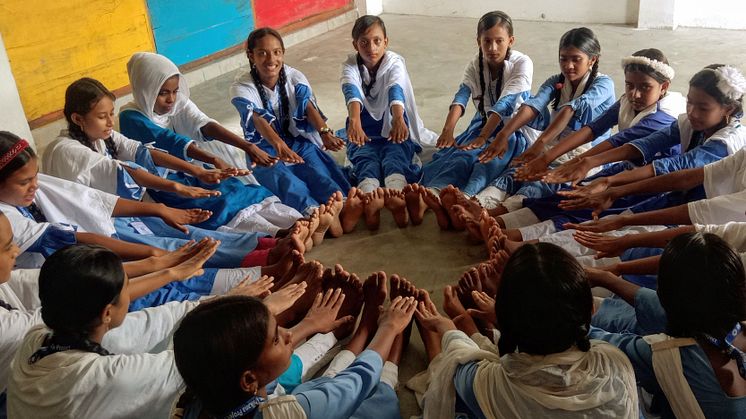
(230, 65, 351, 214)
(488, 73, 616, 198)
(118, 110, 280, 228)
(421, 51, 534, 195)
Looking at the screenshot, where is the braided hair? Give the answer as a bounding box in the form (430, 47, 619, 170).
(496, 243, 593, 355)
(476, 11, 513, 127)
(63, 78, 119, 159)
(31, 244, 125, 363)
(551, 27, 601, 110)
(352, 15, 387, 98)
(246, 27, 291, 137)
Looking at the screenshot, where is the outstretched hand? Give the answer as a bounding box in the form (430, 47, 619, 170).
(160, 207, 212, 233)
(262, 281, 308, 314)
(378, 296, 417, 334)
(563, 214, 628, 233)
(302, 288, 355, 333)
(415, 296, 456, 335)
(573, 230, 630, 259)
(544, 157, 591, 186)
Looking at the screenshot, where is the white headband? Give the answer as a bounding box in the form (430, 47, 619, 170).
(714, 65, 746, 101)
(621, 56, 675, 80)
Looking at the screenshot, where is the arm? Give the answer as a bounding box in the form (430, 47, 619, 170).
(574, 226, 696, 258)
(477, 104, 538, 162)
(252, 112, 304, 164)
(437, 104, 464, 148)
(388, 103, 409, 143)
(605, 255, 662, 276)
(305, 101, 344, 152)
(565, 203, 692, 232)
(112, 198, 211, 234)
(585, 268, 641, 306)
(346, 101, 368, 146)
(201, 120, 277, 167)
(75, 232, 162, 259)
(122, 165, 219, 198)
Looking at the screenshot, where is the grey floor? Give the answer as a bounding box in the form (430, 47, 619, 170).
(188, 14, 746, 417)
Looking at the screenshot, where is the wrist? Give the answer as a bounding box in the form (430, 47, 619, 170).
(319, 126, 333, 136)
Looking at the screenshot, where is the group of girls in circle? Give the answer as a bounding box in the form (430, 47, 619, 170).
(0, 6, 745, 419)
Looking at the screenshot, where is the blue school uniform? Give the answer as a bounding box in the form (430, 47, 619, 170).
(421, 51, 535, 195)
(230, 65, 351, 214)
(590, 290, 746, 418)
(338, 51, 437, 191)
(488, 72, 616, 198)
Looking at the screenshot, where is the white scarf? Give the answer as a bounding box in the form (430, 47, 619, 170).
(340, 51, 437, 146)
(617, 91, 687, 132)
(461, 50, 533, 114)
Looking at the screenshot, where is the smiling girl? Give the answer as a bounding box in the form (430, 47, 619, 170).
(230, 27, 352, 221)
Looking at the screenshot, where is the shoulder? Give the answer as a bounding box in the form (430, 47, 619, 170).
(507, 50, 532, 66)
(591, 73, 614, 87)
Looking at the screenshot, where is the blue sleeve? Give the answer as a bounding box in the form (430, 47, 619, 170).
(627, 121, 681, 164)
(523, 75, 560, 131)
(342, 83, 363, 104)
(588, 327, 660, 393)
(454, 362, 488, 419)
(634, 288, 668, 335)
(587, 100, 621, 138)
(230, 97, 276, 143)
(115, 162, 146, 200)
(561, 75, 616, 119)
(27, 224, 77, 257)
(277, 353, 304, 393)
(490, 91, 530, 121)
(606, 111, 677, 148)
(652, 140, 728, 176)
(119, 110, 193, 160)
(293, 350, 382, 419)
(388, 84, 405, 105)
(452, 83, 471, 109)
(292, 83, 319, 134)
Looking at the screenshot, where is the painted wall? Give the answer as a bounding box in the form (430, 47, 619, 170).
(382, 0, 639, 24)
(146, 0, 254, 66)
(0, 0, 155, 122)
(254, 0, 352, 28)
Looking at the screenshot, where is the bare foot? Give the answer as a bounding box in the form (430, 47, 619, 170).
(276, 261, 324, 327)
(453, 205, 482, 242)
(475, 255, 506, 298)
(384, 188, 409, 228)
(440, 186, 466, 230)
(487, 204, 509, 217)
(326, 191, 344, 238)
(363, 188, 385, 231)
(421, 187, 450, 230)
(304, 210, 321, 251)
(264, 249, 303, 291)
(479, 210, 498, 244)
(322, 265, 363, 339)
(362, 272, 388, 327)
(267, 229, 305, 265)
(341, 187, 365, 233)
(455, 193, 483, 220)
(457, 268, 482, 309)
(404, 184, 427, 226)
(313, 204, 332, 246)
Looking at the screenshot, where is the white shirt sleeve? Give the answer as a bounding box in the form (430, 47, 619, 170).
(694, 222, 746, 252)
(702, 148, 746, 198)
(687, 190, 746, 225)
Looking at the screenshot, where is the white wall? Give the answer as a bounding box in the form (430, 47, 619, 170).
(0, 34, 34, 148)
(675, 0, 746, 30)
(382, 0, 639, 24)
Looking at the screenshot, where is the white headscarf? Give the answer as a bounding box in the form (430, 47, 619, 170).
(125, 52, 190, 123)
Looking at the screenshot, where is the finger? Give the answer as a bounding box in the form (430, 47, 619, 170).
(331, 290, 345, 309)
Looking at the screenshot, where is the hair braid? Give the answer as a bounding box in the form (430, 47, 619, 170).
(477, 49, 487, 127)
(277, 66, 291, 137)
(582, 60, 599, 96)
(250, 65, 271, 111)
(551, 74, 566, 111)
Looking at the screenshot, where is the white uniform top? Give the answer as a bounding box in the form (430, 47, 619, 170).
(688, 147, 746, 224)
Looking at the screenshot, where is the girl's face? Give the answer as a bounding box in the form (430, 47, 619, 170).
(248, 35, 285, 84)
(154, 75, 179, 115)
(0, 216, 20, 284)
(0, 157, 38, 207)
(73, 96, 115, 140)
(353, 24, 388, 69)
(559, 46, 596, 86)
(625, 70, 669, 112)
(247, 314, 293, 388)
(686, 86, 735, 133)
(478, 24, 514, 68)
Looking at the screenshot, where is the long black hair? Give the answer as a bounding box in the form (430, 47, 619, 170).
(551, 27, 601, 110)
(174, 296, 270, 416)
(31, 244, 125, 362)
(476, 11, 514, 127)
(658, 233, 746, 339)
(0, 131, 36, 183)
(246, 27, 291, 137)
(63, 77, 119, 159)
(496, 242, 593, 355)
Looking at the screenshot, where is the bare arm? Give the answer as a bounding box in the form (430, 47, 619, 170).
(201, 121, 278, 167)
(477, 105, 538, 162)
(75, 232, 162, 260)
(252, 113, 304, 163)
(437, 105, 465, 148)
(585, 268, 641, 306)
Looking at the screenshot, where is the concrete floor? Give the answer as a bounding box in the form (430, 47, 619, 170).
(184, 14, 746, 417)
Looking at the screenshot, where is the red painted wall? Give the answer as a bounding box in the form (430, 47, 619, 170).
(254, 0, 351, 28)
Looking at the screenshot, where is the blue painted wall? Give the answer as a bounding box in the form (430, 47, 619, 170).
(146, 0, 254, 66)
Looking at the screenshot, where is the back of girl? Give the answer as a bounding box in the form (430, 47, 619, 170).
(340, 15, 437, 196)
(7, 245, 183, 418)
(422, 11, 537, 196)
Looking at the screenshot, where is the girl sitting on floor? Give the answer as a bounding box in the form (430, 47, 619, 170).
(230, 27, 352, 227)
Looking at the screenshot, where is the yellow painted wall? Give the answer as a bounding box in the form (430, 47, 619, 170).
(0, 1, 155, 121)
